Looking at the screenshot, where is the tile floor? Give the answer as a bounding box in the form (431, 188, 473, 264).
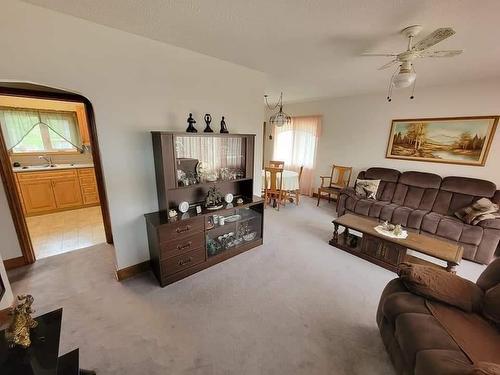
(26, 206, 106, 259)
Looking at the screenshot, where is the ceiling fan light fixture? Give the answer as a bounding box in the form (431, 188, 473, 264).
(392, 71, 416, 88)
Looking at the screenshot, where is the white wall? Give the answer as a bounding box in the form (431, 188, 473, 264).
(265, 80, 500, 189)
(0, 252, 14, 311)
(0, 0, 265, 268)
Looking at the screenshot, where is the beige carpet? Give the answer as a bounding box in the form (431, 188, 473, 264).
(7, 197, 485, 374)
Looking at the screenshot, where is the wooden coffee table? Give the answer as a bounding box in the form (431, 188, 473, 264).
(330, 213, 463, 273)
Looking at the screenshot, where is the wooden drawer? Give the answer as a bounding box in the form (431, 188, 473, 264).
(79, 176, 96, 186)
(158, 216, 204, 243)
(82, 193, 99, 205)
(17, 169, 77, 181)
(160, 232, 204, 260)
(160, 247, 205, 276)
(78, 168, 95, 176)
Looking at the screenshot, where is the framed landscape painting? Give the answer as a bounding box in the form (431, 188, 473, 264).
(386, 116, 498, 166)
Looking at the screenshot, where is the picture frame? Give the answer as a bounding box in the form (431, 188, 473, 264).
(386, 116, 498, 166)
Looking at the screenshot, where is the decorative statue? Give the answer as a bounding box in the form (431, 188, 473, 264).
(203, 113, 214, 133)
(205, 185, 224, 210)
(186, 113, 197, 133)
(220, 116, 229, 133)
(5, 295, 38, 348)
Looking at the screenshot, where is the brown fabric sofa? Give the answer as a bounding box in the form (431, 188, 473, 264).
(377, 258, 500, 375)
(337, 167, 500, 264)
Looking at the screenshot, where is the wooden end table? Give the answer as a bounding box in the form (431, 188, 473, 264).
(330, 214, 463, 273)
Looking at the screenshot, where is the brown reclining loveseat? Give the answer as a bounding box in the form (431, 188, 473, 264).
(377, 259, 500, 374)
(337, 167, 500, 264)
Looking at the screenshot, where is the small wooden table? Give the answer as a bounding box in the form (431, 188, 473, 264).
(330, 214, 463, 273)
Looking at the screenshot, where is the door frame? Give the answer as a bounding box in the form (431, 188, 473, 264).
(0, 84, 113, 268)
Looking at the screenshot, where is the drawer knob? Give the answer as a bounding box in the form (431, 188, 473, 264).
(178, 257, 193, 267)
(176, 225, 191, 233)
(177, 241, 192, 251)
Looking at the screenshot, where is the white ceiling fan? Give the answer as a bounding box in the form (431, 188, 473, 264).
(363, 25, 463, 101)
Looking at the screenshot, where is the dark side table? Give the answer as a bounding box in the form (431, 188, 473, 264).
(0, 308, 95, 375)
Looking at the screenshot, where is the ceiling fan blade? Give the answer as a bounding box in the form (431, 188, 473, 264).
(420, 49, 463, 58)
(378, 59, 398, 70)
(362, 53, 398, 57)
(413, 28, 456, 51)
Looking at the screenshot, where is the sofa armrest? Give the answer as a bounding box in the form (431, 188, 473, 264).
(478, 218, 500, 230)
(492, 190, 500, 205)
(340, 187, 358, 200)
(398, 263, 484, 312)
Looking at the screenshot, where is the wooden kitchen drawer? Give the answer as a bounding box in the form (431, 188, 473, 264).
(158, 216, 204, 243)
(78, 168, 96, 176)
(160, 232, 205, 260)
(17, 169, 77, 181)
(82, 193, 99, 205)
(79, 176, 96, 185)
(160, 247, 206, 277)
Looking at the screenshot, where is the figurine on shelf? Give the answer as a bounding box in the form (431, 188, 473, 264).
(5, 295, 38, 348)
(220, 116, 229, 133)
(205, 185, 224, 210)
(168, 209, 178, 218)
(186, 113, 197, 133)
(203, 113, 214, 133)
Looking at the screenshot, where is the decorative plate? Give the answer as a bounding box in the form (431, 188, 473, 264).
(178, 201, 190, 213)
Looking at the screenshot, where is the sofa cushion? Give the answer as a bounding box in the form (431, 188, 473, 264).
(415, 349, 472, 375)
(368, 200, 390, 218)
(362, 167, 400, 201)
(395, 313, 461, 368)
(436, 216, 464, 242)
(441, 177, 497, 198)
(380, 203, 399, 222)
(392, 171, 441, 211)
(353, 198, 375, 216)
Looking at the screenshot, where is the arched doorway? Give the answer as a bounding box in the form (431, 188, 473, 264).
(0, 82, 112, 267)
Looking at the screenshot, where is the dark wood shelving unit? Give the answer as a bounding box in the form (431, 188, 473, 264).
(145, 132, 264, 287)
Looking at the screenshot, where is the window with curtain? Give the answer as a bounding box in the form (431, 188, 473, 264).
(0, 108, 81, 153)
(273, 116, 321, 196)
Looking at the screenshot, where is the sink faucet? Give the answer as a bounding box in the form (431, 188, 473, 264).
(38, 155, 53, 166)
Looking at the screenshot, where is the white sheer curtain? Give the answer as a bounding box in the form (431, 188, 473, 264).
(175, 136, 245, 175)
(273, 116, 321, 196)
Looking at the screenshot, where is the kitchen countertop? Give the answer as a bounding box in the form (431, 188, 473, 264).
(13, 163, 94, 173)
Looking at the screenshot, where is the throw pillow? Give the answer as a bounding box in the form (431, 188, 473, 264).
(398, 262, 484, 313)
(471, 362, 500, 375)
(354, 179, 380, 199)
(455, 198, 500, 225)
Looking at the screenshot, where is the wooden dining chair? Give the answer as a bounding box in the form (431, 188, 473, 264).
(269, 160, 285, 168)
(317, 165, 352, 206)
(286, 165, 304, 206)
(264, 167, 284, 210)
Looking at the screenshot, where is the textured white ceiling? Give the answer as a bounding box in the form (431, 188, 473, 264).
(21, 0, 500, 102)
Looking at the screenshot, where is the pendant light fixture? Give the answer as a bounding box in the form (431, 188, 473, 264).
(264, 92, 291, 127)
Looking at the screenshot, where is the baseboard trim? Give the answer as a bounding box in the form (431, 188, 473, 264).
(116, 260, 151, 281)
(4, 256, 26, 270)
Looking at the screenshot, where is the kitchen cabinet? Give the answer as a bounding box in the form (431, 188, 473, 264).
(78, 168, 100, 205)
(19, 179, 57, 215)
(16, 167, 99, 216)
(52, 177, 83, 209)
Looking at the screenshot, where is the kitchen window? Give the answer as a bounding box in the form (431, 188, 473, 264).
(0, 108, 81, 153)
